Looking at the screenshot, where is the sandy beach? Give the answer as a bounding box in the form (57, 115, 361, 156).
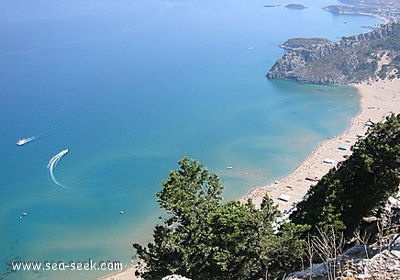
(98, 78, 400, 280)
(243, 78, 400, 212)
(97, 263, 140, 280)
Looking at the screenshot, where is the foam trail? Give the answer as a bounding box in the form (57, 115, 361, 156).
(47, 149, 69, 189)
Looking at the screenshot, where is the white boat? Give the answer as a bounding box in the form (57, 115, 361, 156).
(16, 136, 37, 146)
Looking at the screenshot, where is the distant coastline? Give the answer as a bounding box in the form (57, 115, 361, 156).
(264, 4, 280, 8)
(285, 4, 307, 10)
(324, 0, 399, 23)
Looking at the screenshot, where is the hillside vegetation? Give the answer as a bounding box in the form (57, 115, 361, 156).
(291, 114, 400, 237)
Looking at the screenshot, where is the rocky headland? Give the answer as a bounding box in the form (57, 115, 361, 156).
(267, 22, 400, 84)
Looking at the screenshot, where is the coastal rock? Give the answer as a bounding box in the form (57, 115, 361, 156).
(267, 23, 400, 84)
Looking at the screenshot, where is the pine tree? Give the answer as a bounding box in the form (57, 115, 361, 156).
(291, 114, 400, 237)
(133, 157, 306, 279)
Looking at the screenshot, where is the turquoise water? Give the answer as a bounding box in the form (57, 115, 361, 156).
(0, 0, 382, 279)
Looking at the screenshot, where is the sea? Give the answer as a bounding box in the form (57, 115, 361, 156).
(0, 0, 382, 279)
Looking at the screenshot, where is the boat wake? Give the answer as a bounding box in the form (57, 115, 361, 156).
(47, 149, 69, 189)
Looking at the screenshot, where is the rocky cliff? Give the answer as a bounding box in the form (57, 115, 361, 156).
(287, 193, 400, 279)
(267, 23, 400, 84)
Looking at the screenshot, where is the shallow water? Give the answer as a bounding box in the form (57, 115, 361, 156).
(0, 0, 382, 279)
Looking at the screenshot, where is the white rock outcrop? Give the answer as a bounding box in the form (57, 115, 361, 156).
(162, 275, 191, 280)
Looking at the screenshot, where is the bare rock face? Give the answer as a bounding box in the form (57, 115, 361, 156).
(286, 248, 400, 279)
(162, 275, 192, 280)
(286, 195, 400, 280)
(356, 249, 400, 279)
(267, 23, 400, 84)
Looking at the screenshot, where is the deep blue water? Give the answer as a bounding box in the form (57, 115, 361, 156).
(0, 0, 382, 279)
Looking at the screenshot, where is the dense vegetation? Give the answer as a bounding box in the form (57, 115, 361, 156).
(291, 114, 400, 237)
(133, 157, 306, 279)
(133, 114, 400, 279)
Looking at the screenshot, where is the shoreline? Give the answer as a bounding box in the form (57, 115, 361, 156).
(96, 262, 140, 280)
(242, 78, 400, 211)
(98, 78, 400, 280)
(331, 11, 390, 25)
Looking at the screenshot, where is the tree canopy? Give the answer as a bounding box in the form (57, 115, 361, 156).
(291, 114, 400, 236)
(133, 157, 306, 280)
